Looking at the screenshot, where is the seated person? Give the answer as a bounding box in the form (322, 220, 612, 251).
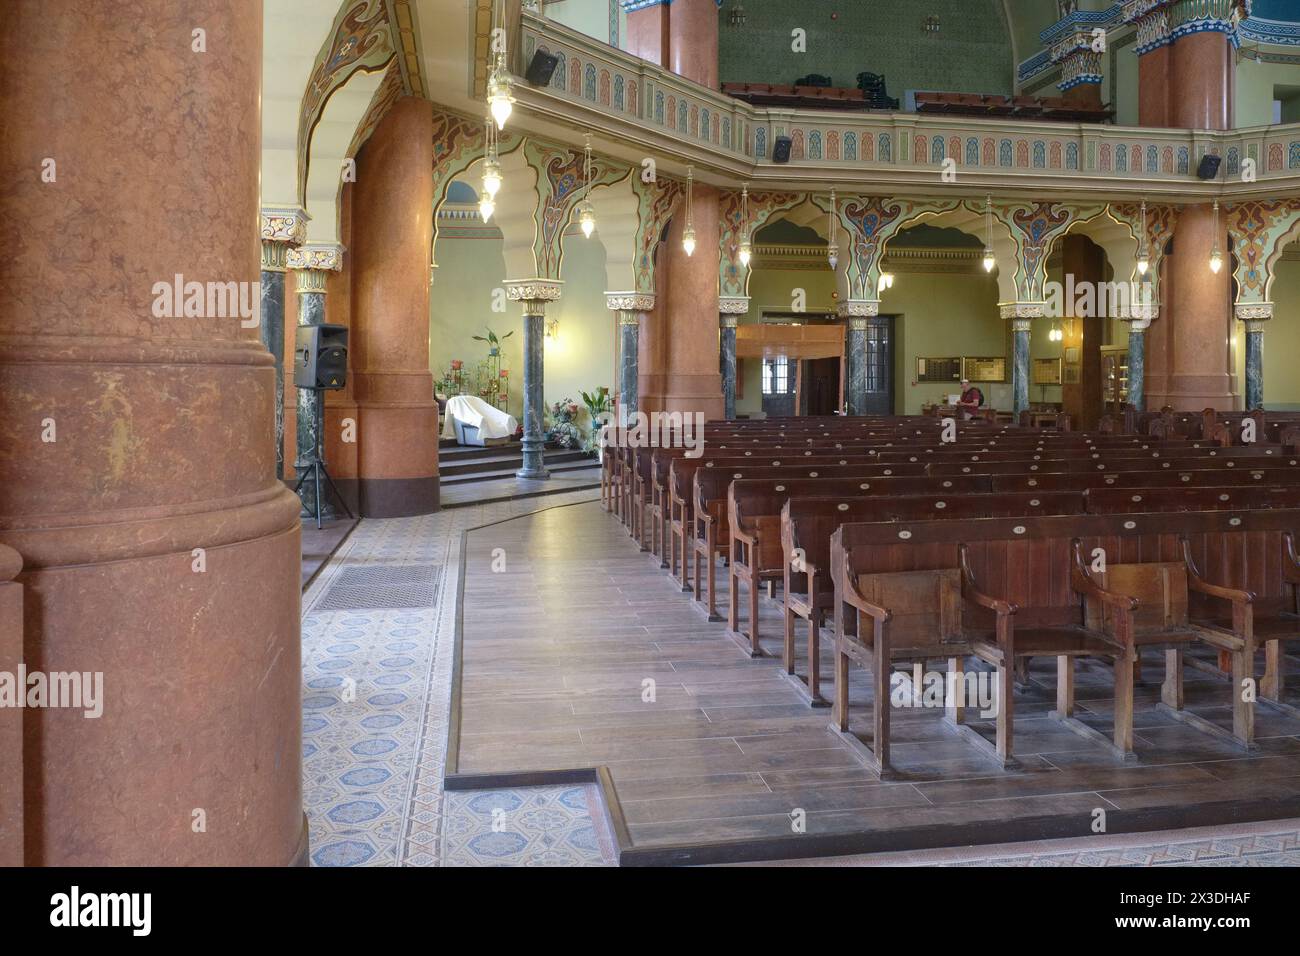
(957, 378, 984, 418)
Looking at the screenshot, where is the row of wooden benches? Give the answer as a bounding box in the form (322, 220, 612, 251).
(601, 424, 1300, 776)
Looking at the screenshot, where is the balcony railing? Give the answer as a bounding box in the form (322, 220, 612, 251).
(518, 12, 1300, 194)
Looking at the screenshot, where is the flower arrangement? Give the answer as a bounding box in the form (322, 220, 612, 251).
(546, 398, 583, 449)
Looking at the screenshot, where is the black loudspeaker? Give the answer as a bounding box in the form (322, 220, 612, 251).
(772, 136, 793, 163)
(1197, 153, 1222, 180)
(294, 324, 348, 390)
(525, 50, 559, 86)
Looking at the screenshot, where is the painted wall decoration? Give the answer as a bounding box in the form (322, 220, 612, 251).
(298, 0, 395, 206)
(718, 190, 803, 297)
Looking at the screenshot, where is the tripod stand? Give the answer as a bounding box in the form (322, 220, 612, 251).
(292, 388, 354, 530)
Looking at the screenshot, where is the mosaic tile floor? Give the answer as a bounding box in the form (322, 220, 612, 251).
(301, 491, 1300, 868)
(301, 490, 615, 866)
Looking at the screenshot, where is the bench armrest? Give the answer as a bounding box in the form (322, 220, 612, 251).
(958, 544, 1019, 616)
(839, 572, 891, 624)
(1285, 533, 1300, 584)
(1181, 537, 1255, 604)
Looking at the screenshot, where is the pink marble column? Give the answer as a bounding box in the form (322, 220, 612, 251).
(0, 0, 304, 864)
(1152, 204, 1235, 410)
(1170, 31, 1233, 131)
(626, 2, 671, 66)
(1138, 44, 1171, 128)
(350, 97, 439, 516)
(1158, 28, 1235, 410)
(652, 184, 725, 421)
(668, 0, 720, 88)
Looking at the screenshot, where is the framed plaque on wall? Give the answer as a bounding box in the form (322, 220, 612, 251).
(962, 356, 1007, 383)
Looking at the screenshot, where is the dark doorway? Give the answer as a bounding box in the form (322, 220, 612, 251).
(760, 355, 796, 417)
(802, 357, 842, 416)
(862, 315, 895, 415)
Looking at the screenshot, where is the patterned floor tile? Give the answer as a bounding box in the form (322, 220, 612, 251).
(301, 489, 617, 867)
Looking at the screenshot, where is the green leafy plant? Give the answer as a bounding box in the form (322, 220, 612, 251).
(580, 387, 612, 454)
(471, 327, 514, 354)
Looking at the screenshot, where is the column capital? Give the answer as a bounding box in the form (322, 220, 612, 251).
(1166, 0, 1249, 45)
(1235, 301, 1273, 322)
(1050, 31, 1104, 91)
(999, 301, 1046, 321)
(720, 314, 739, 329)
(1122, 1, 1173, 53)
(1124, 302, 1159, 324)
(260, 204, 310, 246)
(287, 242, 344, 273)
(838, 299, 880, 318)
(846, 317, 870, 332)
(504, 278, 564, 303)
(605, 291, 655, 312)
(718, 295, 750, 315)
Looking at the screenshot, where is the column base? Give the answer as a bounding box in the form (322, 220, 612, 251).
(516, 466, 551, 480)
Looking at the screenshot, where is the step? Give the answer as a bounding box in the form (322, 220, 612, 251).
(440, 446, 591, 478)
(439, 459, 599, 486)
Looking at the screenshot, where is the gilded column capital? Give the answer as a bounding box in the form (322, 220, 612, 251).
(1235, 301, 1273, 322)
(999, 302, 1046, 321)
(287, 242, 345, 273)
(838, 299, 880, 318)
(605, 291, 655, 312)
(1125, 302, 1159, 324)
(718, 296, 751, 315)
(847, 317, 869, 332)
(260, 204, 311, 245)
(1122, 1, 1173, 53)
(504, 278, 564, 304)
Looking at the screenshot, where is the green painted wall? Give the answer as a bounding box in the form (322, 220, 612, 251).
(1235, 57, 1300, 128)
(548, 0, 625, 47)
(430, 226, 616, 430)
(717, 0, 1015, 97)
(1250, 254, 1300, 410)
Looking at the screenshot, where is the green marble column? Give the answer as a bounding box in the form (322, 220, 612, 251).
(292, 266, 333, 519)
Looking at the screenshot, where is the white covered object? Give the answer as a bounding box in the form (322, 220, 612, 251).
(440, 395, 519, 441)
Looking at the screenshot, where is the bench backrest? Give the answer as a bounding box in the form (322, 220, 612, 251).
(833, 509, 1300, 633)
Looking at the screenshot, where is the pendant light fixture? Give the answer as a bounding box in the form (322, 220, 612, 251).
(728, 0, 747, 28)
(1136, 199, 1150, 276)
(1209, 199, 1223, 274)
(738, 183, 752, 267)
(485, 0, 515, 129)
(982, 196, 996, 273)
(878, 271, 894, 293)
(478, 116, 497, 223)
(682, 166, 696, 257)
(826, 188, 839, 271)
(578, 134, 596, 239)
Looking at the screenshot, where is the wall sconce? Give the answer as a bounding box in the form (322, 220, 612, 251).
(545, 315, 559, 339)
(923, 15, 940, 35)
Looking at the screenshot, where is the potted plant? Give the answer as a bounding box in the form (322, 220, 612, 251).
(471, 327, 513, 357)
(580, 387, 612, 455)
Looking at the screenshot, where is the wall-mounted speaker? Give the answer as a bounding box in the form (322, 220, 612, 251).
(294, 324, 349, 390)
(772, 136, 793, 164)
(525, 50, 559, 86)
(1196, 153, 1222, 180)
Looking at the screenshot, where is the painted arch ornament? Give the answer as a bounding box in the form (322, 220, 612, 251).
(296, 0, 395, 207)
(630, 174, 684, 296)
(718, 189, 802, 297)
(524, 140, 633, 280)
(1224, 199, 1300, 306)
(824, 197, 961, 301)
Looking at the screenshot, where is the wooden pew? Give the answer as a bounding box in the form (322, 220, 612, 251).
(778, 490, 1084, 703)
(828, 510, 1300, 776)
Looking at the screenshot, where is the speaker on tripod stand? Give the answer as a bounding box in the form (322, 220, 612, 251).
(293, 324, 355, 528)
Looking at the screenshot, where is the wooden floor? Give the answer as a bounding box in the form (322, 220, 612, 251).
(447, 499, 1300, 865)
